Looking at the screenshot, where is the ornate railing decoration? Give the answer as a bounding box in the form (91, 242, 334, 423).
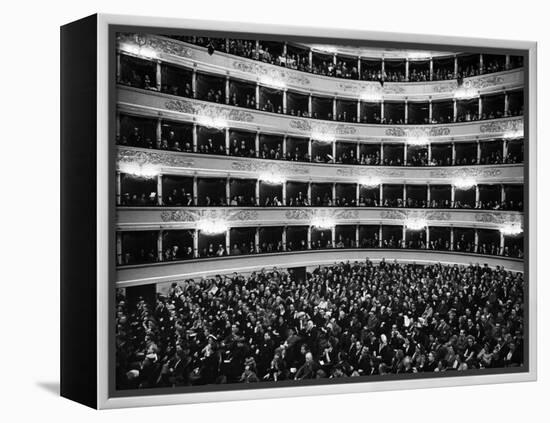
(380, 210, 452, 221)
(462, 74, 505, 90)
(164, 99, 255, 123)
(119, 208, 522, 231)
(384, 126, 452, 138)
(336, 81, 405, 95)
(289, 119, 357, 136)
(284, 209, 312, 220)
(284, 209, 360, 221)
(479, 117, 524, 134)
(159, 210, 197, 222)
(117, 148, 195, 168)
(231, 160, 310, 175)
(335, 167, 406, 178)
(429, 167, 503, 178)
(474, 212, 523, 224)
(119, 32, 194, 58)
(231, 60, 311, 86)
(160, 209, 260, 223)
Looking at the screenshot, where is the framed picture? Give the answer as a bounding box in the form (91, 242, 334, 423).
(60, 14, 537, 409)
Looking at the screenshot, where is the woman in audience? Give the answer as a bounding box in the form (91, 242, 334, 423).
(116, 260, 524, 389)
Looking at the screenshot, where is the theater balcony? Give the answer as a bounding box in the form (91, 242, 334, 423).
(117, 85, 524, 145)
(117, 207, 523, 231)
(116, 205, 524, 267)
(116, 146, 524, 189)
(114, 34, 526, 290)
(116, 106, 524, 170)
(117, 33, 524, 111)
(116, 248, 524, 288)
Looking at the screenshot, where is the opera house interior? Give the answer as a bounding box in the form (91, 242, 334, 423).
(114, 32, 526, 390)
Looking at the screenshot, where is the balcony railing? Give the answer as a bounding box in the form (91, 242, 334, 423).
(117, 33, 524, 101)
(115, 248, 523, 287)
(116, 147, 524, 183)
(116, 207, 523, 231)
(117, 86, 525, 143)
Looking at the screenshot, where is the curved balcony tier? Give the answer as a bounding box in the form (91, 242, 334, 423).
(118, 86, 524, 143)
(115, 249, 523, 287)
(117, 147, 524, 184)
(116, 207, 522, 232)
(117, 33, 523, 101)
(298, 43, 456, 59)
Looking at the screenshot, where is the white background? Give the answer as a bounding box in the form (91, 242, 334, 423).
(0, 0, 547, 420)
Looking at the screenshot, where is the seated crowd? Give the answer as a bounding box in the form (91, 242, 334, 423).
(456, 107, 524, 123)
(118, 57, 524, 126)
(118, 127, 522, 167)
(229, 92, 256, 109)
(311, 60, 359, 79)
(120, 226, 522, 265)
(141, 36, 522, 87)
(408, 68, 431, 82)
(116, 260, 524, 389)
(119, 70, 157, 91)
(120, 184, 523, 212)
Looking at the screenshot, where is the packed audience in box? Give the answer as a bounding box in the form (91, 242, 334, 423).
(162, 35, 522, 83)
(117, 51, 524, 126)
(119, 224, 523, 266)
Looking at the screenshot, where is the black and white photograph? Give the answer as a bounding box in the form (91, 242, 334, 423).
(3, 0, 547, 417)
(112, 27, 530, 396)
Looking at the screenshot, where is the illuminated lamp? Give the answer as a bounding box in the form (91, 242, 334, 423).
(311, 132, 336, 143)
(453, 178, 476, 190)
(259, 76, 286, 89)
(197, 219, 228, 235)
(311, 217, 335, 230)
(360, 92, 383, 102)
(405, 218, 427, 231)
(119, 43, 159, 60)
(196, 115, 227, 129)
(119, 162, 159, 178)
(499, 224, 523, 236)
(358, 177, 381, 188)
(503, 130, 523, 139)
(259, 172, 285, 185)
(454, 87, 479, 100)
(406, 137, 430, 146)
